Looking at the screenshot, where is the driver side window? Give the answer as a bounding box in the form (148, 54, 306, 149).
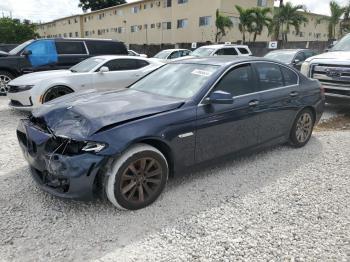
(214, 64, 255, 97)
(102, 59, 147, 71)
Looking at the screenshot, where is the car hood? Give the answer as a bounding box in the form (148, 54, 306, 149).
(306, 51, 350, 63)
(32, 89, 185, 140)
(9, 70, 73, 86)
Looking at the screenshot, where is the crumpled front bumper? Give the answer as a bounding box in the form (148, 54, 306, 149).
(17, 119, 108, 200)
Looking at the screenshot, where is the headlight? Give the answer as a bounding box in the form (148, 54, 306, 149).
(300, 62, 310, 77)
(17, 85, 34, 91)
(82, 142, 107, 153)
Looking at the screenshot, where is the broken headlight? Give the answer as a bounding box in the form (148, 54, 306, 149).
(81, 142, 107, 153)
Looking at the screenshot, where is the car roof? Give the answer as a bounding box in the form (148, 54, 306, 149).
(91, 55, 147, 60)
(158, 49, 190, 52)
(171, 56, 259, 66)
(268, 49, 310, 53)
(198, 44, 249, 49)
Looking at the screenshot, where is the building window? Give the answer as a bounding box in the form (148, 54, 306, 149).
(75, 32, 79, 37)
(144, 3, 147, 9)
(131, 6, 139, 13)
(74, 18, 78, 23)
(151, 23, 155, 29)
(178, 0, 188, 4)
(199, 16, 212, 27)
(131, 25, 139, 33)
(68, 19, 71, 24)
(229, 16, 239, 26)
(69, 32, 72, 37)
(164, 0, 172, 8)
(98, 13, 105, 20)
(162, 21, 172, 30)
(177, 19, 188, 28)
(257, 0, 267, 7)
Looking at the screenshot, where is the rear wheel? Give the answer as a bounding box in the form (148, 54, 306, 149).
(0, 71, 14, 95)
(106, 144, 168, 210)
(289, 109, 315, 148)
(42, 86, 73, 103)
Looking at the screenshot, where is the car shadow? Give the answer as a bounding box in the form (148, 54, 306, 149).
(0, 136, 323, 261)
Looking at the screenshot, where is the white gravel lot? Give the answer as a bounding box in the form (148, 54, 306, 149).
(0, 96, 349, 262)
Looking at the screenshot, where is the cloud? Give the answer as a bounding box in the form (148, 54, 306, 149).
(0, 0, 348, 22)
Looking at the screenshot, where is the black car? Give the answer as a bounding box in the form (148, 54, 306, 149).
(0, 38, 128, 95)
(264, 49, 318, 71)
(17, 56, 325, 210)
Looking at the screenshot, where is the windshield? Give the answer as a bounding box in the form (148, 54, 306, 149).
(70, 57, 105, 73)
(264, 51, 295, 63)
(9, 40, 34, 55)
(153, 50, 172, 59)
(191, 48, 215, 57)
(332, 34, 350, 51)
(130, 63, 219, 99)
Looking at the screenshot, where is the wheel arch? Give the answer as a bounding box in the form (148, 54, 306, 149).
(0, 68, 18, 78)
(42, 84, 75, 103)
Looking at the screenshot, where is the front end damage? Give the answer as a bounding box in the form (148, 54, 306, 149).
(17, 117, 109, 200)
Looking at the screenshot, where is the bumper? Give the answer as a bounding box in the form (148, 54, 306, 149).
(17, 119, 108, 200)
(8, 90, 35, 111)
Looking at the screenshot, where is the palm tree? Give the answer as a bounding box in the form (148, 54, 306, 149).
(235, 5, 254, 43)
(328, 1, 345, 39)
(269, 3, 308, 43)
(250, 7, 271, 42)
(215, 9, 233, 43)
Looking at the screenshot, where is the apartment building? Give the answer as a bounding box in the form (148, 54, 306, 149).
(36, 0, 332, 45)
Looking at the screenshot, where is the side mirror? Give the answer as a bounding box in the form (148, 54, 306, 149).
(204, 90, 234, 105)
(22, 49, 32, 56)
(99, 66, 109, 73)
(293, 59, 300, 64)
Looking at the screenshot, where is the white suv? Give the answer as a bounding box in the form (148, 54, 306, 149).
(191, 44, 252, 57)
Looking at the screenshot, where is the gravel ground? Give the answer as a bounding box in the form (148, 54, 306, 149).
(0, 96, 349, 261)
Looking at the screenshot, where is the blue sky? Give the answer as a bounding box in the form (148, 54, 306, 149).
(0, 0, 346, 22)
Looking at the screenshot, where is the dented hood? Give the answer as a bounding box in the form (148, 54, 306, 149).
(32, 89, 184, 139)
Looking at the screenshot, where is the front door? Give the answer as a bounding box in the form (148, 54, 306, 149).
(195, 63, 261, 163)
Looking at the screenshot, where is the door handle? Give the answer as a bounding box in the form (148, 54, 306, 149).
(248, 100, 260, 107)
(290, 91, 299, 97)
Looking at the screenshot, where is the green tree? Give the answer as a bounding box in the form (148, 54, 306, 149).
(0, 18, 38, 44)
(79, 0, 126, 12)
(269, 3, 308, 43)
(215, 9, 233, 43)
(235, 5, 254, 43)
(250, 7, 271, 42)
(327, 1, 345, 39)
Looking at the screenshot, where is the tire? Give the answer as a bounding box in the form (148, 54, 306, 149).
(106, 144, 168, 210)
(0, 71, 14, 95)
(289, 108, 315, 148)
(42, 86, 73, 103)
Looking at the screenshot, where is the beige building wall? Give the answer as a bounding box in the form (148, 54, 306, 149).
(36, 0, 333, 45)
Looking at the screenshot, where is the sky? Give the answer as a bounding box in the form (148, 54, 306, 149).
(0, 0, 348, 23)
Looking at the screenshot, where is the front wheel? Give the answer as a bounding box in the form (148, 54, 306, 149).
(106, 144, 168, 210)
(42, 86, 73, 103)
(0, 71, 14, 95)
(289, 109, 315, 148)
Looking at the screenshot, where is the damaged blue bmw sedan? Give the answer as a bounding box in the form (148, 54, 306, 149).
(17, 57, 324, 210)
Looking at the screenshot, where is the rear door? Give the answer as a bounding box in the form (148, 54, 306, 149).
(253, 62, 300, 143)
(195, 63, 261, 162)
(54, 40, 89, 69)
(92, 58, 149, 90)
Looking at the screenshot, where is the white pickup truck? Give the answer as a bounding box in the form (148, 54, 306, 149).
(301, 34, 350, 103)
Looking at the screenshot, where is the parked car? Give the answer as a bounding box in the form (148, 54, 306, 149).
(190, 44, 252, 57)
(301, 33, 350, 103)
(17, 56, 324, 210)
(152, 49, 191, 62)
(128, 49, 147, 58)
(264, 49, 317, 70)
(7, 56, 163, 110)
(0, 38, 128, 95)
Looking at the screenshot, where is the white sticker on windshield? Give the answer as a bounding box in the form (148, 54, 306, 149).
(191, 69, 213, 77)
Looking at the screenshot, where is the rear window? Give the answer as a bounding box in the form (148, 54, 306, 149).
(238, 47, 249, 55)
(216, 48, 238, 56)
(86, 41, 128, 55)
(55, 41, 87, 55)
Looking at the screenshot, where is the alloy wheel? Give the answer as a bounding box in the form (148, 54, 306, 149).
(0, 75, 11, 95)
(295, 113, 313, 143)
(120, 157, 163, 204)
